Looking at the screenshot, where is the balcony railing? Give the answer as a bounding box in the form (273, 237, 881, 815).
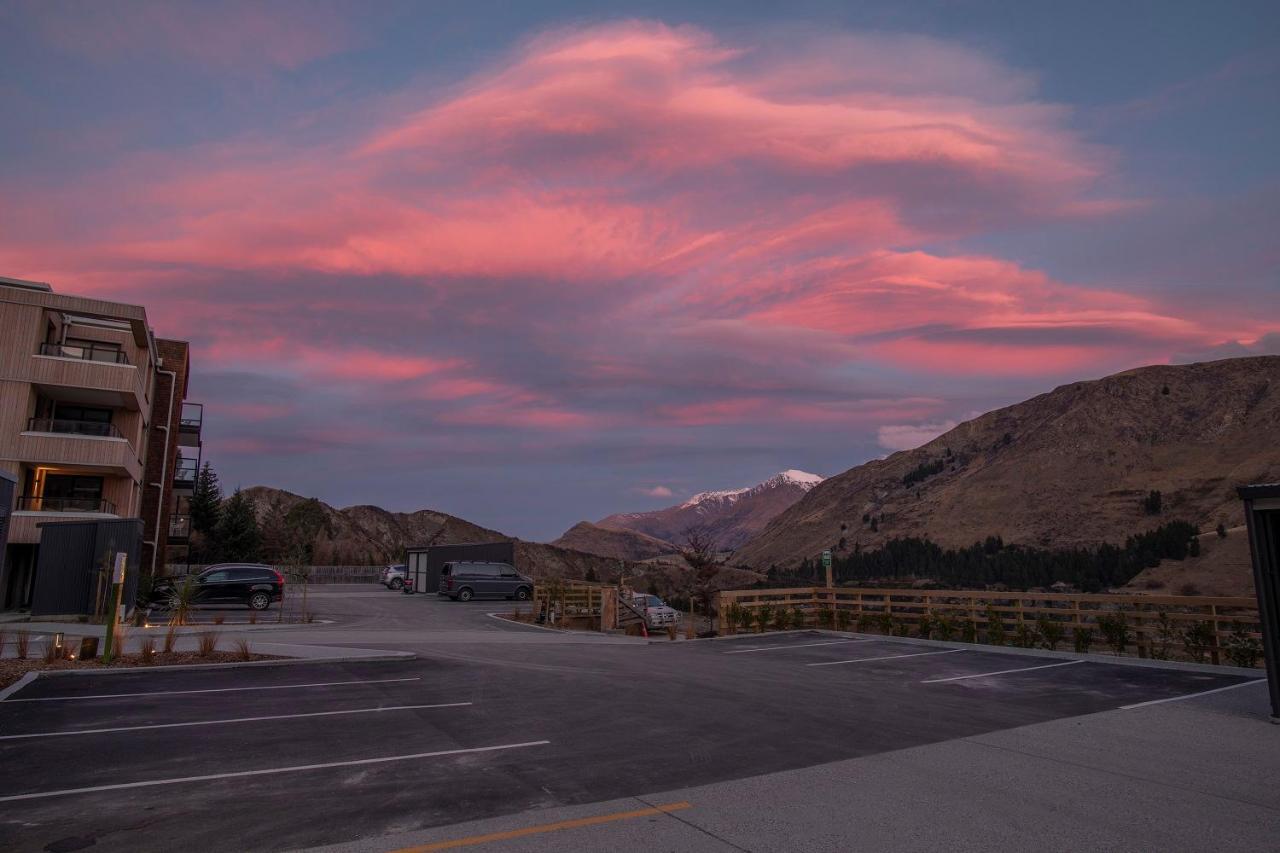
(26, 417, 124, 439)
(169, 515, 191, 539)
(179, 402, 203, 432)
(38, 341, 130, 365)
(16, 496, 117, 514)
(174, 458, 198, 486)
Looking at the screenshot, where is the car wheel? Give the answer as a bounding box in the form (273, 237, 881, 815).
(457, 587, 474, 602)
(248, 591, 271, 611)
(389, 577, 404, 590)
(514, 587, 531, 601)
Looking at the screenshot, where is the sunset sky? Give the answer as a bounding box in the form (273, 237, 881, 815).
(3, 1, 1277, 539)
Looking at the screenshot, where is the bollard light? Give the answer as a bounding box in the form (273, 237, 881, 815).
(54, 632, 64, 655)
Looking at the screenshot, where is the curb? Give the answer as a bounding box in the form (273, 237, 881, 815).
(805, 628, 1264, 678)
(2, 650, 417, 694)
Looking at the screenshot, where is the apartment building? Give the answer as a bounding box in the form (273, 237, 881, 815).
(0, 276, 202, 610)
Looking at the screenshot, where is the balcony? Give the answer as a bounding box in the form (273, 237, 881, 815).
(39, 341, 130, 365)
(173, 457, 198, 491)
(26, 417, 124, 440)
(169, 514, 191, 541)
(178, 402, 203, 448)
(16, 495, 117, 514)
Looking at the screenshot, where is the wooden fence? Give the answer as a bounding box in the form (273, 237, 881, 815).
(165, 565, 385, 584)
(719, 586, 1260, 666)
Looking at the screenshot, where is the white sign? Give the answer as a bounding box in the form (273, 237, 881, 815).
(112, 552, 127, 584)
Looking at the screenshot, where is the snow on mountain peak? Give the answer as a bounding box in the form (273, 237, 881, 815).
(679, 470, 824, 509)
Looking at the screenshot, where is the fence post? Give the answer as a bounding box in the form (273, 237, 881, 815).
(1210, 603, 1221, 665)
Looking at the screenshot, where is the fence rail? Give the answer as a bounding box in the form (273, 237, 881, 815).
(719, 586, 1260, 665)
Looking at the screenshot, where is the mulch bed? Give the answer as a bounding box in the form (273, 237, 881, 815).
(1, 651, 283, 690)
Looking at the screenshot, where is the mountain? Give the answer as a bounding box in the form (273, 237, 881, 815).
(239, 486, 650, 580)
(551, 521, 678, 561)
(733, 357, 1280, 569)
(596, 469, 825, 550)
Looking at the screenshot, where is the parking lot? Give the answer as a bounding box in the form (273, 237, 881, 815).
(0, 590, 1274, 852)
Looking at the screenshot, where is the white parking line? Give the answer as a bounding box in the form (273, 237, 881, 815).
(1119, 679, 1266, 710)
(724, 639, 870, 655)
(806, 649, 967, 667)
(3, 676, 422, 703)
(0, 702, 471, 741)
(922, 659, 1083, 683)
(0, 740, 551, 802)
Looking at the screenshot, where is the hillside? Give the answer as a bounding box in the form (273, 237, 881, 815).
(598, 470, 824, 550)
(551, 521, 677, 561)
(240, 486, 651, 580)
(1126, 527, 1255, 597)
(734, 357, 1280, 569)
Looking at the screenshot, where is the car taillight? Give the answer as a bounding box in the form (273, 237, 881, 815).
(446, 577, 453, 589)
(274, 570, 284, 585)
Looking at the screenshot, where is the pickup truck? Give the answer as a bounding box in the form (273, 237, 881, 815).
(631, 593, 681, 629)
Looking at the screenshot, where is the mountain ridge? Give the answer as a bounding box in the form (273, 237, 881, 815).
(733, 356, 1280, 569)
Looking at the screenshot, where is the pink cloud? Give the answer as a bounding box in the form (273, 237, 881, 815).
(636, 485, 674, 498)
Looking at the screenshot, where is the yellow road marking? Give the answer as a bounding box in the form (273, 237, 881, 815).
(392, 802, 693, 852)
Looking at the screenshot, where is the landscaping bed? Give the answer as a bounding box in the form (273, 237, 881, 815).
(1, 651, 284, 690)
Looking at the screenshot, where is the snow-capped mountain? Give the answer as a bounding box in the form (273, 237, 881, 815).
(593, 470, 825, 551)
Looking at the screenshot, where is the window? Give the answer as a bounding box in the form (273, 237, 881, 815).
(64, 337, 123, 364)
(42, 474, 104, 503)
(53, 404, 113, 425)
(202, 571, 230, 583)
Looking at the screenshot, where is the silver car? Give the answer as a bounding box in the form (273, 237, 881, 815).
(380, 564, 408, 590)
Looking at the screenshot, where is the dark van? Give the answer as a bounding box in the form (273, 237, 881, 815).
(438, 561, 533, 602)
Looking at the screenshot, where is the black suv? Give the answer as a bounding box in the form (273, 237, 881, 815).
(438, 562, 532, 602)
(154, 564, 284, 610)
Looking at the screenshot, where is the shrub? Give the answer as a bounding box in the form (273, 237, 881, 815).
(1181, 621, 1214, 663)
(1013, 622, 1038, 649)
(1073, 627, 1095, 654)
(196, 631, 220, 657)
(737, 607, 755, 633)
(163, 626, 178, 654)
(856, 613, 875, 633)
(1142, 490, 1163, 515)
(169, 576, 198, 626)
(1097, 612, 1131, 656)
(772, 607, 790, 632)
(960, 618, 978, 644)
(933, 614, 957, 642)
(1037, 615, 1065, 650)
(1216, 523, 1227, 538)
(755, 605, 774, 633)
(816, 607, 834, 629)
(15, 632, 30, 659)
(876, 612, 895, 635)
(917, 612, 935, 639)
(234, 638, 254, 661)
(892, 622, 910, 637)
(1150, 610, 1177, 661)
(985, 607, 1007, 646)
(724, 602, 743, 632)
(1224, 623, 1263, 668)
(139, 635, 157, 664)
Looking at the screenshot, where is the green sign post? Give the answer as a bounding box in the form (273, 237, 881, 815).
(822, 549, 833, 590)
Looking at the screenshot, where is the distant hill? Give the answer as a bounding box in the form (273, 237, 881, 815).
(1125, 526, 1255, 598)
(551, 521, 677, 561)
(240, 486, 650, 580)
(734, 357, 1280, 569)
(597, 470, 824, 550)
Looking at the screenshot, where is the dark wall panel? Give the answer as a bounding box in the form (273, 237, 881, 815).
(30, 518, 143, 617)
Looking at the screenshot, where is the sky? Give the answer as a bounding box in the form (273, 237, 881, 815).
(2, 1, 1277, 540)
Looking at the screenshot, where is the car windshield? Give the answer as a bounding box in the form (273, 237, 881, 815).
(641, 595, 664, 607)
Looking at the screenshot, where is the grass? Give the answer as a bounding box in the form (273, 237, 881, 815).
(163, 625, 178, 654)
(15, 632, 30, 659)
(196, 631, 220, 657)
(233, 638, 254, 661)
(139, 635, 157, 664)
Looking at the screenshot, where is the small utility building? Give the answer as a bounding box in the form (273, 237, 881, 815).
(405, 541, 515, 594)
(1239, 483, 1280, 721)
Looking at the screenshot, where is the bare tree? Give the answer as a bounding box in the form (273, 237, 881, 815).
(681, 526, 723, 630)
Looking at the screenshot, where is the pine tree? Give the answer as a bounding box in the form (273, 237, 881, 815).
(215, 489, 262, 562)
(190, 462, 223, 534)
